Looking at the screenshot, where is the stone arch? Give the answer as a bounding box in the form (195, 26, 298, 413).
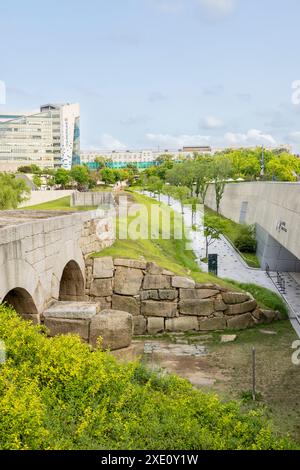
(59, 260, 85, 301)
(2, 287, 39, 322)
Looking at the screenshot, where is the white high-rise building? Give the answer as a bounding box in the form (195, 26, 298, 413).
(0, 103, 80, 171)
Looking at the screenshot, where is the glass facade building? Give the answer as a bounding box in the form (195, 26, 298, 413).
(0, 103, 80, 170)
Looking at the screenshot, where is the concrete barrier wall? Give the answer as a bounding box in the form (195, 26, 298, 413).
(20, 190, 74, 208)
(71, 191, 115, 208)
(205, 182, 300, 265)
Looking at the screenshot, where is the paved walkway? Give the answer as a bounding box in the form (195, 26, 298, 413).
(144, 192, 300, 337)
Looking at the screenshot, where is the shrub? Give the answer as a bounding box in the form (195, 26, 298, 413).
(0, 305, 295, 450)
(235, 226, 257, 253)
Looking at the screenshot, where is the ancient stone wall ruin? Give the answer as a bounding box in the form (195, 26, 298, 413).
(85, 257, 281, 335)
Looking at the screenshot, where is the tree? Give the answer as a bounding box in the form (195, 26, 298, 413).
(100, 168, 117, 185)
(32, 175, 42, 189)
(211, 158, 232, 213)
(95, 156, 107, 169)
(70, 165, 91, 191)
(203, 214, 226, 259)
(172, 186, 190, 213)
(18, 164, 42, 175)
(146, 176, 164, 201)
(54, 169, 71, 189)
(0, 173, 31, 209)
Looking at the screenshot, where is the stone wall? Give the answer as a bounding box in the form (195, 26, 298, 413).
(85, 257, 281, 334)
(71, 191, 115, 208)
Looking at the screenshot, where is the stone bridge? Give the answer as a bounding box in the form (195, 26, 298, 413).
(0, 209, 115, 323)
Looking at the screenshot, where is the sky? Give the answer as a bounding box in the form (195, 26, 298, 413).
(0, 0, 300, 152)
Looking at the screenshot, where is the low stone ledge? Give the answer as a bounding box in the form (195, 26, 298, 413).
(222, 292, 250, 304)
(227, 313, 255, 330)
(43, 301, 99, 320)
(140, 290, 159, 301)
(159, 289, 178, 300)
(199, 317, 226, 331)
(44, 318, 90, 341)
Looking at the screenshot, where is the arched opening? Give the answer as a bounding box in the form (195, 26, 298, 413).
(3, 287, 38, 318)
(59, 260, 85, 301)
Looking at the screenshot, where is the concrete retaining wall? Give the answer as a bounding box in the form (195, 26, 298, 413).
(205, 182, 300, 270)
(20, 190, 74, 208)
(71, 191, 115, 208)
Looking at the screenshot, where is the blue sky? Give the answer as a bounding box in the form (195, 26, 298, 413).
(1, 0, 300, 152)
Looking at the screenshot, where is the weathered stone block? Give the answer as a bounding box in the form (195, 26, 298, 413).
(90, 278, 113, 297)
(179, 289, 219, 300)
(227, 313, 254, 330)
(226, 300, 257, 316)
(140, 290, 159, 301)
(133, 316, 147, 335)
(222, 292, 250, 304)
(114, 267, 143, 296)
(172, 276, 195, 289)
(93, 256, 114, 278)
(43, 301, 99, 319)
(89, 310, 133, 350)
(147, 317, 165, 334)
(179, 299, 214, 316)
(141, 301, 177, 318)
(159, 289, 178, 300)
(199, 317, 226, 331)
(165, 316, 199, 332)
(112, 294, 140, 316)
(44, 318, 90, 341)
(114, 258, 147, 270)
(143, 274, 170, 290)
(214, 298, 227, 311)
(146, 262, 164, 275)
(260, 309, 279, 323)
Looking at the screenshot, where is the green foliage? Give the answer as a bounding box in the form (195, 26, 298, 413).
(70, 165, 91, 190)
(17, 164, 42, 175)
(32, 174, 42, 189)
(54, 168, 71, 189)
(0, 173, 31, 209)
(0, 305, 294, 450)
(234, 226, 257, 253)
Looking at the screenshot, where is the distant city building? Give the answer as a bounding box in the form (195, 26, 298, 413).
(81, 146, 212, 168)
(0, 103, 80, 171)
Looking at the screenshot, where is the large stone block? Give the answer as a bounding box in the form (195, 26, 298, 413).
(89, 310, 133, 350)
(93, 257, 114, 278)
(165, 316, 199, 332)
(226, 300, 257, 316)
(179, 299, 214, 316)
(114, 267, 143, 296)
(199, 317, 226, 331)
(141, 300, 177, 318)
(146, 262, 164, 275)
(172, 276, 195, 289)
(90, 278, 113, 297)
(179, 289, 219, 300)
(260, 309, 280, 323)
(143, 274, 171, 290)
(147, 317, 165, 334)
(133, 316, 147, 335)
(227, 313, 254, 330)
(114, 259, 147, 270)
(214, 298, 227, 311)
(44, 318, 90, 341)
(140, 290, 159, 301)
(159, 289, 178, 300)
(112, 294, 140, 316)
(222, 292, 250, 304)
(43, 301, 99, 320)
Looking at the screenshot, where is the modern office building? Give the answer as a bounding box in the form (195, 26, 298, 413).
(0, 103, 80, 170)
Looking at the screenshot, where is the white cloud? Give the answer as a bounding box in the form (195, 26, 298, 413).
(99, 134, 127, 150)
(288, 131, 300, 143)
(151, 0, 183, 14)
(198, 0, 236, 16)
(201, 115, 224, 129)
(224, 129, 277, 146)
(146, 133, 211, 148)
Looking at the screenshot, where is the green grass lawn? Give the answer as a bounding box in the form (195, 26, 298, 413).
(205, 207, 261, 268)
(94, 191, 287, 315)
(22, 196, 97, 212)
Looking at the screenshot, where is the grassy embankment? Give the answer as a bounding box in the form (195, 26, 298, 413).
(95, 191, 288, 316)
(22, 196, 97, 212)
